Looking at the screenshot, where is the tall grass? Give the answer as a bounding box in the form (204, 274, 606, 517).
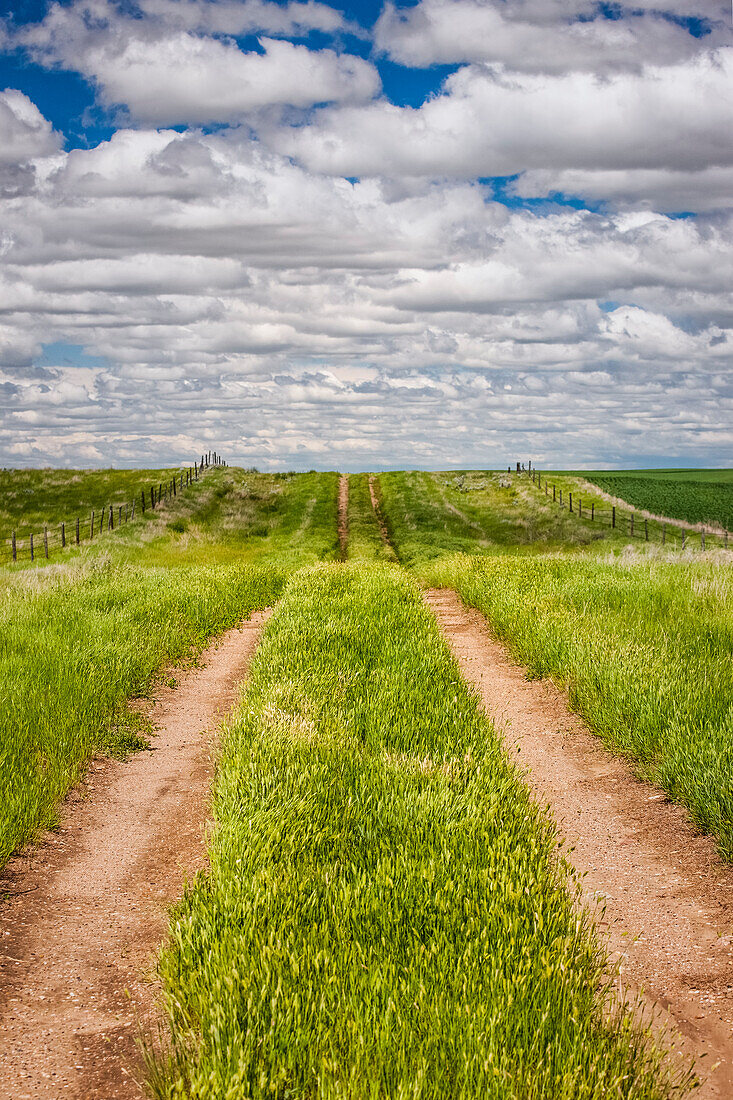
(151, 564, 687, 1099)
(0, 468, 341, 865)
(423, 551, 733, 858)
(0, 561, 286, 865)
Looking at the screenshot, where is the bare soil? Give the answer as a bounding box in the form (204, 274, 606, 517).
(425, 587, 733, 1098)
(0, 611, 270, 1100)
(338, 474, 348, 560)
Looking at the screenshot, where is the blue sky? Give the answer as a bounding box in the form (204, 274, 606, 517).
(0, 0, 731, 468)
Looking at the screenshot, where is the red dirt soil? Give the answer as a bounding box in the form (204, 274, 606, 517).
(426, 588, 733, 1098)
(0, 611, 270, 1100)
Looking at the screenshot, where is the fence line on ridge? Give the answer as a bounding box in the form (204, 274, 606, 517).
(4, 450, 226, 565)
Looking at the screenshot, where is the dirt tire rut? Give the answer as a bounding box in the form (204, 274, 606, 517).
(425, 587, 733, 1098)
(0, 611, 270, 1100)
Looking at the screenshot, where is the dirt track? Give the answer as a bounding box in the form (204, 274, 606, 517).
(426, 587, 733, 1098)
(0, 612, 270, 1100)
(338, 474, 348, 559)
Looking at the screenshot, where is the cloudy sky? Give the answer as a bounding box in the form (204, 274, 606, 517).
(0, 0, 731, 470)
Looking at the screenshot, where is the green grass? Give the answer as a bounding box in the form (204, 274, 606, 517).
(346, 474, 398, 562)
(377, 470, 607, 566)
(0, 561, 286, 866)
(2, 468, 341, 569)
(0, 468, 341, 866)
(0, 465, 192, 561)
(581, 471, 733, 532)
(422, 552, 733, 859)
(151, 564, 686, 1099)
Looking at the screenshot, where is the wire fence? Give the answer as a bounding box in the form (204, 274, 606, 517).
(3, 450, 226, 565)
(518, 465, 730, 551)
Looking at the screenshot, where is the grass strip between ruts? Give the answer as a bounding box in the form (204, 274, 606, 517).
(151, 563, 687, 1099)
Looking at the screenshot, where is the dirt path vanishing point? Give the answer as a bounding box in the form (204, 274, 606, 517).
(338, 474, 349, 560)
(426, 588, 733, 1099)
(0, 611, 271, 1100)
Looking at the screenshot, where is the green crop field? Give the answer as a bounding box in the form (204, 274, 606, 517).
(581, 469, 733, 531)
(4, 462, 733, 1097)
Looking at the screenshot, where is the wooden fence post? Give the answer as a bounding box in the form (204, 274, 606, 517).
(99, 511, 104, 535)
(151, 487, 155, 510)
(662, 524, 666, 545)
(612, 506, 615, 528)
(76, 517, 80, 544)
(44, 527, 48, 558)
(630, 513, 634, 537)
(701, 531, 705, 551)
(90, 510, 95, 538)
(158, 483, 163, 504)
(12, 531, 16, 561)
(141, 490, 146, 513)
(591, 503, 594, 521)
(725, 531, 729, 549)
(682, 530, 686, 550)
(559, 489, 563, 506)
(578, 498, 582, 518)
(61, 522, 65, 548)
(644, 518, 648, 541)
(108, 505, 113, 530)
(553, 484, 556, 501)
(30, 533, 34, 561)
(569, 492, 573, 513)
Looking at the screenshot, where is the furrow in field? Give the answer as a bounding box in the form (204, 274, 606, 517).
(425, 586, 733, 1100)
(0, 612, 270, 1100)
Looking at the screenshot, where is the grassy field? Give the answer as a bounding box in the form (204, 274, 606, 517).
(581, 470, 733, 531)
(376, 470, 604, 565)
(0, 465, 189, 561)
(0, 468, 340, 865)
(151, 564, 685, 1098)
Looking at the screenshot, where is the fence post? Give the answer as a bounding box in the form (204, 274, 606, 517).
(76, 517, 80, 545)
(131, 498, 136, 519)
(108, 505, 113, 530)
(158, 483, 163, 504)
(172, 477, 176, 497)
(559, 489, 563, 506)
(701, 531, 705, 551)
(553, 484, 556, 501)
(591, 502, 594, 521)
(644, 518, 648, 541)
(30, 533, 34, 561)
(90, 510, 95, 538)
(612, 506, 615, 528)
(630, 513, 634, 537)
(151, 487, 155, 510)
(61, 522, 65, 548)
(12, 531, 16, 561)
(578, 498, 582, 518)
(662, 524, 666, 545)
(118, 505, 122, 525)
(44, 527, 48, 558)
(725, 531, 729, 549)
(100, 511, 104, 535)
(682, 530, 686, 550)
